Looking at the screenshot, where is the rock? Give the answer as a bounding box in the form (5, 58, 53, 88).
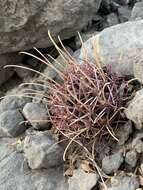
(133, 49, 143, 84)
(125, 89, 143, 129)
(0, 110, 26, 137)
(0, 138, 16, 160)
(116, 121, 132, 145)
(0, 0, 101, 54)
(133, 139, 143, 153)
(130, 1, 143, 20)
(23, 131, 63, 169)
(0, 138, 68, 190)
(108, 175, 139, 190)
(102, 152, 124, 174)
(118, 6, 131, 22)
(23, 102, 49, 129)
(0, 53, 21, 86)
(125, 150, 138, 167)
(68, 169, 99, 190)
(132, 133, 143, 153)
(78, 20, 143, 77)
(0, 95, 31, 115)
(107, 13, 119, 27)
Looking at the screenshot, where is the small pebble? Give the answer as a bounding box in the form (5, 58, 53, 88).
(102, 152, 123, 174)
(125, 150, 138, 167)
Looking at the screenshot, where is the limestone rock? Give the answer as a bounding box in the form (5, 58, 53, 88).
(0, 0, 101, 54)
(78, 20, 143, 77)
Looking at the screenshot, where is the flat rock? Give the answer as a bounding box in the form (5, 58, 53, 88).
(23, 131, 64, 169)
(0, 110, 26, 137)
(0, 0, 101, 54)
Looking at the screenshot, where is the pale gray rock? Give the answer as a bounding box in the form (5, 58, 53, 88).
(132, 133, 143, 153)
(0, 138, 68, 190)
(102, 152, 124, 174)
(78, 20, 143, 77)
(108, 175, 139, 190)
(125, 89, 143, 129)
(0, 0, 101, 54)
(125, 150, 138, 167)
(23, 102, 49, 129)
(133, 49, 143, 84)
(68, 169, 99, 190)
(0, 110, 26, 137)
(130, 1, 143, 20)
(23, 131, 64, 169)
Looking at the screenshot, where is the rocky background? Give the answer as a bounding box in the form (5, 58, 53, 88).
(0, 0, 143, 190)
